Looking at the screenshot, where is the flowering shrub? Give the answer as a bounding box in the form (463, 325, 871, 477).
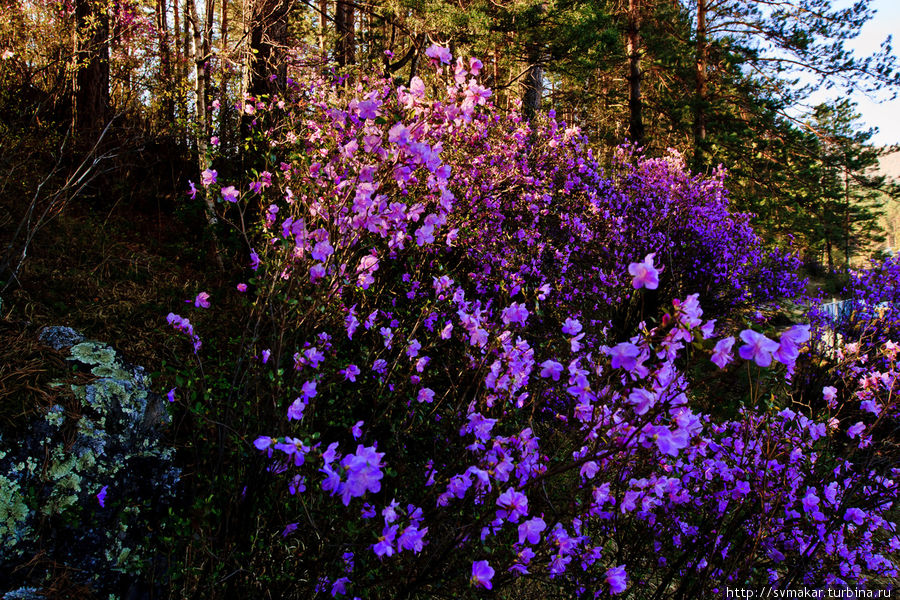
(170, 48, 896, 597)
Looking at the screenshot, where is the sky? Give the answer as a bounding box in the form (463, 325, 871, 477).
(837, 0, 900, 146)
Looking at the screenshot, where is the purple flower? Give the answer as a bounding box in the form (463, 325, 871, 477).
(628, 253, 660, 290)
(774, 324, 810, 365)
(97, 485, 108, 507)
(253, 436, 276, 456)
(358, 99, 380, 120)
(351, 421, 364, 440)
(517, 516, 546, 545)
(221, 185, 239, 203)
(249, 249, 260, 270)
(425, 44, 452, 65)
(540, 360, 564, 380)
(166, 388, 176, 403)
(398, 524, 428, 553)
(330, 576, 350, 597)
(848, 422, 866, 439)
(194, 291, 210, 308)
(236, 283, 248, 292)
(261, 349, 271, 364)
(470, 560, 494, 590)
(562, 318, 582, 335)
(501, 302, 529, 326)
(200, 168, 217, 187)
(301, 380, 317, 399)
(373, 525, 397, 557)
(609, 342, 640, 371)
(281, 522, 298, 537)
(823, 386, 837, 408)
(844, 507, 866, 525)
(738, 329, 780, 367)
(496, 488, 529, 522)
(341, 364, 360, 382)
(187, 180, 197, 199)
(287, 398, 307, 421)
(417, 388, 435, 403)
(606, 565, 627, 594)
(711, 336, 735, 369)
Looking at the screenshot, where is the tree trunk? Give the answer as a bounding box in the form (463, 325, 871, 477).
(626, 0, 644, 146)
(187, 0, 223, 271)
(218, 0, 230, 147)
(319, 0, 328, 63)
(693, 0, 708, 169)
(335, 0, 356, 67)
(73, 0, 110, 137)
(249, 0, 292, 96)
(156, 0, 175, 124)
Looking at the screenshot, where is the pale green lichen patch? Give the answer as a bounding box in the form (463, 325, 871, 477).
(0, 474, 32, 554)
(69, 341, 117, 367)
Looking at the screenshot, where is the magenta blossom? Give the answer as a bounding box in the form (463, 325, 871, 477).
(425, 44, 452, 65)
(236, 283, 248, 292)
(200, 168, 217, 187)
(221, 185, 239, 203)
(194, 291, 210, 308)
(628, 253, 660, 290)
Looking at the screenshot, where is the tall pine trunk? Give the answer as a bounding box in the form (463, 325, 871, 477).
(626, 0, 644, 146)
(335, 0, 355, 67)
(73, 0, 110, 138)
(693, 0, 708, 169)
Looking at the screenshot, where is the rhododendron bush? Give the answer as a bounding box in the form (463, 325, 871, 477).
(169, 49, 898, 598)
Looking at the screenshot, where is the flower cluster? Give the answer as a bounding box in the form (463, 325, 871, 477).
(173, 46, 894, 598)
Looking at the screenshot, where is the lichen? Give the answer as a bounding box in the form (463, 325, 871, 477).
(0, 328, 179, 593)
(0, 474, 31, 554)
(69, 341, 117, 367)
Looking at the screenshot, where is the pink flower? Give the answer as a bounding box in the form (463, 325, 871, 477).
(221, 185, 239, 203)
(194, 292, 210, 308)
(236, 283, 248, 292)
(628, 253, 660, 290)
(425, 44, 452, 65)
(823, 385, 837, 408)
(200, 168, 217, 187)
(711, 336, 735, 369)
